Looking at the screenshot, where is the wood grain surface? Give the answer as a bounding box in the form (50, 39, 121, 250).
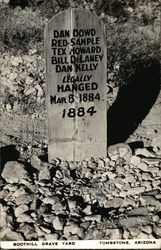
(45, 9, 107, 161)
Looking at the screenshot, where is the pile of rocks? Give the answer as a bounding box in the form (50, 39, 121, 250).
(0, 143, 161, 241)
(0, 51, 46, 116)
(0, 0, 9, 4)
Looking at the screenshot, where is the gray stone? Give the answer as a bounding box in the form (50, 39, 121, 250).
(122, 175, 136, 184)
(17, 214, 34, 223)
(3, 184, 18, 192)
(64, 223, 83, 237)
(68, 162, 77, 170)
(28, 184, 39, 193)
(123, 229, 130, 239)
(105, 228, 122, 239)
(2, 161, 29, 183)
(30, 200, 37, 210)
(12, 187, 27, 197)
(137, 162, 149, 172)
(9, 72, 18, 81)
(134, 181, 141, 187)
(18, 179, 32, 187)
(84, 215, 101, 222)
(129, 228, 139, 237)
(67, 199, 77, 211)
(140, 196, 161, 210)
(104, 171, 116, 179)
(129, 156, 141, 167)
(11, 56, 22, 66)
(0, 204, 8, 213)
(84, 168, 93, 179)
(104, 157, 110, 165)
(141, 225, 152, 234)
(55, 170, 63, 179)
(35, 84, 43, 97)
(39, 186, 53, 196)
(127, 207, 150, 216)
(122, 198, 136, 207)
(119, 217, 147, 228)
(14, 204, 29, 217)
(2, 0, 10, 4)
(18, 224, 37, 240)
(1, 228, 24, 241)
(148, 167, 160, 173)
(67, 235, 80, 240)
(37, 204, 49, 215)
(143, 181, 152, 191)
(119, 190, 128, 198)
(124, 164, 130, 171)
(35, 216, 44, 226)
(15, 194, 35, 205)
(45, 233, 59, 240)
(38, 166, 51, 182)
(119, 145, 132, 159)
(80, 222, 91, 230)
(155, 194, 161, 199)
(142, 158, 161, 166)
(152, 135, 161, 150)
(109, 160, 116, 167)
(38, 236, 46, 240)
(114, 181, 124, 190)
(84, 228, 105, 240)
(108, 143, 132, 160)
(152, 215, 160, 223)
(42, 196, 60, 205)
(0, 189, 9, 199)
(127, 186, 145, 195)
(0, 227, 11, 240)
(31, 212, 37, 218)
(153, 226, 161, 237)
(97, 159, 106, 169)
(104, 198, 123, 208)
(152, 180, 160, 188)
(135, 148, 157, 157)
(28, 49, 37, 55)
(83, 205, 92, 215)
(31, 155, 43, 171)
(137, 232, 155, 239)
(40, 226, 51, 234)
(24, 87, 36, 96)
(52, 216, 64, 231)
(52, 201, 65, 215)
(141, 172, 152, 181)
(0, 209, 12, 228)
(43, 214, 57, 224)
(35, 225, 46, 237)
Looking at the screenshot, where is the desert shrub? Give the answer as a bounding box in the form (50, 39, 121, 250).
(105, 14, 160, 88)
(0, 6, 46, 52)
(7, 0, 69, 18)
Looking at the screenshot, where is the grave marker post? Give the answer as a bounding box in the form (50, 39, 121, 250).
(45, 9, 107, 161)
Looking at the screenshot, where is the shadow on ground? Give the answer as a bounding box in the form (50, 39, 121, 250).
(107, 60, 160, 146)
(0, 145, 20, 173)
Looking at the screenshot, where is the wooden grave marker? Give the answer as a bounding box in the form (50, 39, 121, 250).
(45, 9, 107, 161)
